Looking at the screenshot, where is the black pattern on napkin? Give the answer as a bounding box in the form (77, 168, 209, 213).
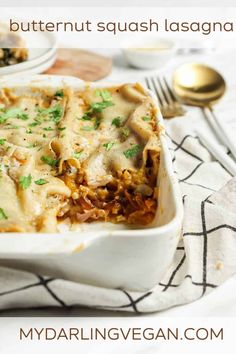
(0, 119, 235, 314)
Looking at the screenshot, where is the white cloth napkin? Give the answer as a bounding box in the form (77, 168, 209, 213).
(0, 112, 235, 313)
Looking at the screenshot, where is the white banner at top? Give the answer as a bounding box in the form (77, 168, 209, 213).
(0, 7, 236, 48)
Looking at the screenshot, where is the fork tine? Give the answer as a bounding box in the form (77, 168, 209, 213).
(163, 77, 177, 102)
(150, 77, 164, 106)
(145, 77, 151, 90)
(145, 75, 185, 118)
(157, 77, 172, 105)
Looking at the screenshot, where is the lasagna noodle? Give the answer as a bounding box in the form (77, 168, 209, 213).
(0, 83, 161, 232)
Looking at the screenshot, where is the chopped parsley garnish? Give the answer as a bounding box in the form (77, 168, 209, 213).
(0, 116, 7, 124)
(35, 179, 48, 185)
(42, 134, 47, 138)
(142, 116, 151, 121)
(16, 112, 29, 121)
(95, 89, 112, 101)
(112, 117, 122, 128)
(0, 108, 28, 123)
(29, 121, 41, 127)
(55, 90, 64, 98)
(0, 138, 6, 145)
(73, 150, 83, 159)
(103, 142, 115, 151)
(90, 100, 114, 113)
(43, 127, 54, 131)
(123, 144, 141, 159)
(80, 117, 100, 130)
(27, 143, 37, 148)
(0, 208, 8, 220)
(121, 128, 130, 139)
(94, 117, 101, 130)
(58, 127, 66, 131)
(41, 155, 60, 167)
(37, 104, 63, 124)
(80, 114, 92, 121)
(26, 128, 32, 134)
(80, 89, 114, 131)
(19, 174, 32, 190)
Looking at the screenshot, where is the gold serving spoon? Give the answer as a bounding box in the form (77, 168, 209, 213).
(173, 63, 236, 160)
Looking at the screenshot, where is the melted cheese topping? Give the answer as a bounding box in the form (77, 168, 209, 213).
(0, 83, 161, 232)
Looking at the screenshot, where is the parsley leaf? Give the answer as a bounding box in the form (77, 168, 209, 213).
(41, 155, 60, 167)
(0, 108, 28, 123)
(142, 116, 151, 121)
(96, 89, 112, 101)
(27, 143, 37, 148)
(121, 128, 130, 139)
(29, 121, 41, 127)
(73, 150, 83, 159)
(0, 115, 7, 124)
(49, 105, 63, 123)
(55, 90, 64, 98)
(82, 98, 114, 117)
(80, 114, 92, 121)
(80, 117, 100, 130)
(112, 117, 122, 128)
(37, 105, 63, 124)
(19, 174, 32, 190)
(0, 138, 6, 145)
(103, 142, 115, 151)
(35, 179, 48, 185)
(81, 90, 114, 126)
(58, 127, 66, 131)
(94, 117, 101, 130)
(90, 101, 114, 113)
(43, 127, 54, 131)
(123, 144, 141, 159)
(16, 112, 29, 120)
(0, 208, 8, 220)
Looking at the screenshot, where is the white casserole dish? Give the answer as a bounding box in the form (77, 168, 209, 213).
(0, 75, 183, 292)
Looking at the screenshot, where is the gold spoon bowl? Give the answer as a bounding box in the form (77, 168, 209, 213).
(173, 63, 226, 107)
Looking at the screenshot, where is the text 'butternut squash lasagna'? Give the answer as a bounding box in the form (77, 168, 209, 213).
(0, 83, 161, 232)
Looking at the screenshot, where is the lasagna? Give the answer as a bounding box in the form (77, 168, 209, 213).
(0, 83, 161, 233)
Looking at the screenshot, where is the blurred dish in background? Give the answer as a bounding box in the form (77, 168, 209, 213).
(0, 35, 28, 67)
(176, 38, 216, 55)
(0, 22, 28, 67)
(5, 51, 57, 77)
(0, 22, 57, 77)
(122, 36, 177, 69)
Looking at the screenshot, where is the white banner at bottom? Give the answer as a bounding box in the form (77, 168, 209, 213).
(0, 317, 233, 354)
